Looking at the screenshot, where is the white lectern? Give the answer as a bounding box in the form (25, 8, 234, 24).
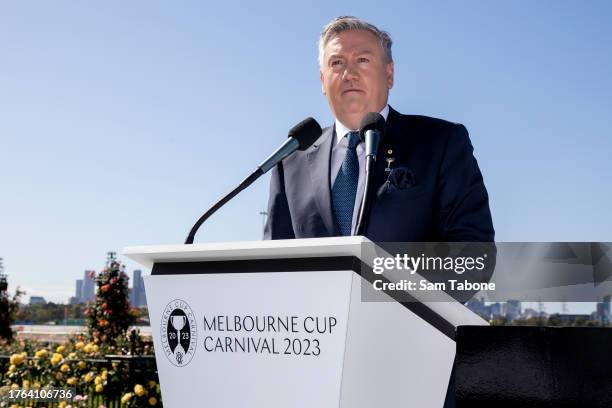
(124, 236, 486, 408)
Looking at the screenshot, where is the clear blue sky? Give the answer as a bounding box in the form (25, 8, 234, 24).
(1, 1, 610, 310)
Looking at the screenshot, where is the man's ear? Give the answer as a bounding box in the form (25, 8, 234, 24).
(386, 62, 394, 89)
(320, 70, 326, 95)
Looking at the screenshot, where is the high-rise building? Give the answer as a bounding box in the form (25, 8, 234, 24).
(596, 295, 611, 325)
(466, 297, 488, 317)
(505, 300, 522, 321)
(75, 279, 83, 302)
(82, 270, 96, 302)
(130, 269, 147, 307)
(129, 271, 136, 305)
(488, 302, 502, 318)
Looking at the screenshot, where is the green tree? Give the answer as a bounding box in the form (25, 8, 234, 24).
(547, 313, 562, 326)
(16, 303, 86, 324)
(0, 262, 24, 341)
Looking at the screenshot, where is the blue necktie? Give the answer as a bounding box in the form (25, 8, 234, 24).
(332, 131, 360, 236)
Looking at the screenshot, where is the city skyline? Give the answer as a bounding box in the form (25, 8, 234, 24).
(12, 266, 148, 308)
(4, 254, 609, 316)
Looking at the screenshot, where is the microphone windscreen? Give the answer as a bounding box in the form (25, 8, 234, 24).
(359, 112, 386, 141)
(288, 117, 322, 150)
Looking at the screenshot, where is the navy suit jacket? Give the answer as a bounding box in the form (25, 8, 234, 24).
(264, 107, 494, 242)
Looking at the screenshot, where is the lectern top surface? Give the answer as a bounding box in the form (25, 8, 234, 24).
(123, 236, 368, 270)
(124, 235, 488, 332)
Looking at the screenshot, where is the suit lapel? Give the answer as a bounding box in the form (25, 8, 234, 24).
(372, 106, 405, 194)
(305, 108, 407, 236)
(306, 126, 336, 236)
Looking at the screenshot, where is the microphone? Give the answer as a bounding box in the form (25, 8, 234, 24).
(355, 112, 386, 236)
(359, 112, 386, 161)
(258, 117, 322, 173)
(185, 118, 322, 244)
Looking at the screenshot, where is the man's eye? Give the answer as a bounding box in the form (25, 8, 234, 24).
(357, 57, 370, 63)
(331, 60, 343, 66)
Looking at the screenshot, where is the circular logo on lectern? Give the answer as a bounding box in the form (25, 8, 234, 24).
(160, 299, 197, 367)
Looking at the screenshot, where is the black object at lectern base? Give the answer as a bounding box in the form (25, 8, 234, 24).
(455, 326, 612, 408)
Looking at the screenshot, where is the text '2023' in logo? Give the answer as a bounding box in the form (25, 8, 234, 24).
(160, 299, 197, 367)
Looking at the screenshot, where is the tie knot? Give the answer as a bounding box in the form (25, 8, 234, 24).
(347, 131, 360, 150)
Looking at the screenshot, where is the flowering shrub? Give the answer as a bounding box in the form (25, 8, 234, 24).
(119, 381, 160, 407)
(0, 258, 161, 407)
(0, 338, 161, 407)
(85, 260, 137, 345)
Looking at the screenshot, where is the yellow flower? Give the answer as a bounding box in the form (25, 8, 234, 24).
(84, 372, 94, 383)
(8, 364, 16, 373)
(60, 363, 70, 373)
(50, 353, 63, 365)
(148, 396, 157, 406)
(75, 341, 85, 350)
(101, 370, 108, 380)
(35, 349, 48, 359)
(77, 360, 86, 370)
(82, 342, 99, 354)
(112, 362, 119, 370)
(55, 372, 62, 380)
(59, 401, 67, 408)
(94, 376, 102, 385)
(121, 392, 133, 404)
(68, 352, 77, 360)
(95, 383, 104, 393)
(10, 383, 19, 389)
(56, 345, 65, 353)
(22, 380, 30, 388)
(33, 382, 41, 389)
(148, 380, 157, 389)
(134, 384, 146, 397)
(9, 354, 24, 365)
(67, 377, 77, 386)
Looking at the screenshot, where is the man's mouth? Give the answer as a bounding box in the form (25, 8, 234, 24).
(342, 89, 365, 95)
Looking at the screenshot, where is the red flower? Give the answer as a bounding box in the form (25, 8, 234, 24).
(101, 284, 110, 293)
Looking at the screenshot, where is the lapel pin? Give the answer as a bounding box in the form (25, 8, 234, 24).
(385, 157, 395, 173)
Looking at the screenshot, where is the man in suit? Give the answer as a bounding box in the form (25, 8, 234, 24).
(264, 16, 494, 243)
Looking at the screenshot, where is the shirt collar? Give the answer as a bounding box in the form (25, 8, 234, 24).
(335, 105, 390, 144)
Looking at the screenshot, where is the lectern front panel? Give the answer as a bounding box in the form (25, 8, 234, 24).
(145, 269, 353, 407)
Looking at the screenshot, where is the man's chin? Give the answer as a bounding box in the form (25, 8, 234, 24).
(336, 101, 368, 114)
(335, 108, 370, 129)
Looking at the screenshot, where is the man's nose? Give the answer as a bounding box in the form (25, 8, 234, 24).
(342, 63, 359, 81)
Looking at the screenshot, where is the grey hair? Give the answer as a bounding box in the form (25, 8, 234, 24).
(318, 16, 393, 67)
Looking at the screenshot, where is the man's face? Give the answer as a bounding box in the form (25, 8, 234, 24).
(320, 29, 394, 130)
